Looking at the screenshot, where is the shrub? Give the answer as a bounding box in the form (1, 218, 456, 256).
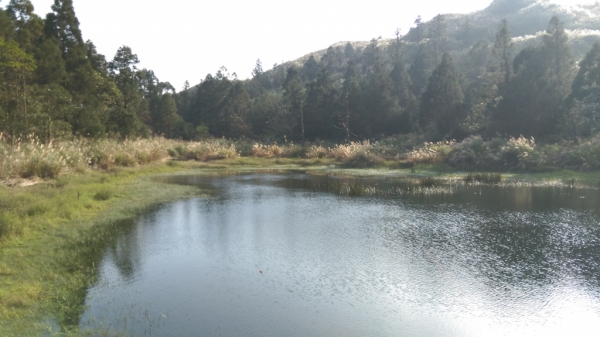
(306, 145, 328, 159)
(342, 151, 385, 168)
(407, 140, 455, 165)
(447, 136, 494, 168)
(499, 136, 539, 169)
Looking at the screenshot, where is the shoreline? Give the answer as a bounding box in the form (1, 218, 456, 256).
(2, 159, 600, 335)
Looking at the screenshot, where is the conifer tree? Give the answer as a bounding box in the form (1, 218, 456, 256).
(282, 66, 306, 142)
(339, 61, 362, 141)
(390, 60, 418, 133)
(302, 54, 318, 82)
(304, 67, 337, 139)
(409, 44, 434, 96)
(563, 42, 600, 137)
(419, 52, 464, 138)
(364, 53, 401, 136)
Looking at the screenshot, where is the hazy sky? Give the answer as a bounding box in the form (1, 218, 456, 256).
(24, 0, 594, 90)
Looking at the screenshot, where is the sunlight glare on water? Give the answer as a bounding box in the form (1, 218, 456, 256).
(79, 173, 600, 336)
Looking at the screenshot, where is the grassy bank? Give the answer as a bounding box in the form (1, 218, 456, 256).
(0, 162, 211, 336)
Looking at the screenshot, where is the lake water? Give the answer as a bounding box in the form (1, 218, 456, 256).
(79, 173, 600, 336)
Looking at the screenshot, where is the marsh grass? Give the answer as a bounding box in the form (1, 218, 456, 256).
(464, 173, 502, 185)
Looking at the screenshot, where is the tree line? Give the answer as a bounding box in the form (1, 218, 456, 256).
(1, 1, 599, 145)
(179, 14, 600, 143)
(0, 0, 182, 143)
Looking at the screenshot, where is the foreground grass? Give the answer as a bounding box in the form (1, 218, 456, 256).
(0, 162, 209, 336)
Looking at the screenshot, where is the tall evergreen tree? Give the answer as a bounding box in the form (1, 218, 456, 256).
(304, 67, 337, 139)
(363, 53, 401, 136)
(494, 19, 513, 88)
(339, 61, 362, 141)
(390, 60, 418, 133)
(302, 54, 318, 82)
(282, 66, 306, 142)
(419, 52, 464, 138)
(429, 14, 446, 59)
(492, 16, 573, 139)
(409, 44, 434, 96)
(563, 41, 600, 137)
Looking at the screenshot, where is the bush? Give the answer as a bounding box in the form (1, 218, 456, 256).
(341, 151, 385, 168)
(407, 140, 455, 165)
(447, 136, 494, 169)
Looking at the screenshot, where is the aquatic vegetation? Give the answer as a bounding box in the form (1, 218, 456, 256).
(464, 172, 502, 185)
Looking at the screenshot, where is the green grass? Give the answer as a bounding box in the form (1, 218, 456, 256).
(0, 162, 206, 336)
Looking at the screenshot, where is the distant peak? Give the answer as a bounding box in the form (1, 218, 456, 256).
(485, 0, 538, 15)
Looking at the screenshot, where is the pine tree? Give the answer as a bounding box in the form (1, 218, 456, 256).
(494, 19, 513, 88)
(390, 60, 418, 133)
(419, 52, 464, 138)
(304, 67, 337, 139)
(339, 61, 362, 141)
(302, 54, 318, 82)
(429, 14, 446, 59)
(363, 54, 401, 136)
(492, 16, 573, 139)
(563, 42, 600, 137)
(152, 93, 180, 137)
(409, 44, 434, 96)
(282, 66, 306, 142)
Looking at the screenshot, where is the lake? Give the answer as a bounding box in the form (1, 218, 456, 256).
(79, 172, 600, 336)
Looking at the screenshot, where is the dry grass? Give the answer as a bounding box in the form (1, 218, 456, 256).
(406, 140, 456, 165)
(0, 136, 240, 182)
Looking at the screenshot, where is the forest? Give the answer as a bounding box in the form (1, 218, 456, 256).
(0, 0, 599, 147)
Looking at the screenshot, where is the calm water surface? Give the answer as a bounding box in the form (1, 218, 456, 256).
(80, 173, 600, 336)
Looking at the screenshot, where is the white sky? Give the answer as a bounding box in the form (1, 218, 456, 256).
(23, 0, 597, 90)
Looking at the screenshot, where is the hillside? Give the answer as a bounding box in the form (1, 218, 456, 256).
(174, 0, 600, 143)
(276, 0, 600, 75)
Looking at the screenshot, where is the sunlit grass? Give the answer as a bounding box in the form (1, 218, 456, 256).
(0, 164, 204, 336)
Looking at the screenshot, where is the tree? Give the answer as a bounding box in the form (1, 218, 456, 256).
(363, 53, 402, 136)
(302, 54, 318, 82)
(46, 0, 93, 94)
(252, 58, 263, 78)
(34, 83, 72, 143)
(392, 28, 403, 63)
(107, 46, 146, 136)
(563, 42, 600, 137)
(390, 59, 418, 133)
(344, 42, 355, 59)
(109, 46, 140, 110)
(282, 66, 306, 142)
(0, 37, 37, 141)
(152, 93, 181, 137)
(429, 14, 447, 59)
(492, 16, 573, 139)
(408, 15, 425, 42)
(419, 52, 464, 138)
(409, 44, 434, 96)
(494, 19, 513, 88)
(304, 67, 337, 139)
(339, 61, 362, 141)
